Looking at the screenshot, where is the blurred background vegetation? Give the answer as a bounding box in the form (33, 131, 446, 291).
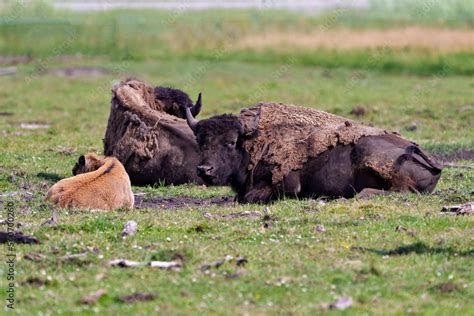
(1, 0, 473, 75)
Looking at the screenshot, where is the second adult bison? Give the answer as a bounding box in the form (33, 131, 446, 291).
(104, 79, 203, 185)
(185, 102, 442, 203)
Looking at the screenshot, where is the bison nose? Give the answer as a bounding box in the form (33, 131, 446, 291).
(197, 165, 214, 177)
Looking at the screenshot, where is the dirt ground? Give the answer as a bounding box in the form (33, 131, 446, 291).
(433, 149, 474, 162)
(134, 195, 235, 209)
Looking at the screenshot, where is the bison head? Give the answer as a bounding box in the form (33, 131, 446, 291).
(186, 108, 253, 189)
(154, 86, 202, 119)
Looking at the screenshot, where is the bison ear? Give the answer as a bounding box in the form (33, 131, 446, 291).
(191, 92, 202, 117)
(239, 107, 260, 137)
(78, 155, 85, 166)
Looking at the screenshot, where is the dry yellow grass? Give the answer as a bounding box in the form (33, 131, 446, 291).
(233, 27, 474, 53)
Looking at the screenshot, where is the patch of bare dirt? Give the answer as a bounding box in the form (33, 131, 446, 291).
(431, 149, 474, 163)
(48, 67, 110, 77)
(81, 289, 106, 305)
(47, 146, 76, 156)
(201, 255, 247, 272)
(134, 195, 234, 209)
(437, 282, 458, 293)
(118, 292, 157, 304)
(20, 122, 50, 129)
(24, 253, 47, 261)
(0, 67, 16, 76)
(350, 106, 366, 117)
(0, 55, 32, 65)
(21, 277, 47, 287)
(441, 202, 473, 215)
(0, 231, 40, 244)
(0, 191, 34, 201)
(203, 211, 261, 220)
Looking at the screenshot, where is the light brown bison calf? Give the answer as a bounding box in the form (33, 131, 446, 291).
(45, 153, 134, 210)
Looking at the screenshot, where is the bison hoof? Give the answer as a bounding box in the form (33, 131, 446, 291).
(239, 189, 273, 204)
(357, 188, 389, 200)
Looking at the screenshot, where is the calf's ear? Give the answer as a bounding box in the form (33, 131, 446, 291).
(78, 155, 85, 165)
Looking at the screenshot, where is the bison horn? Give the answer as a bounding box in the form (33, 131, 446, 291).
(191, 92, 202, 117)
(186, 105, 198, 133)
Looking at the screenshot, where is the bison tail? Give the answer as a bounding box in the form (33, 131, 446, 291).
(412, 146, 443, 172)
(390, 145, 442, 193)
(395, 145, 442, 174)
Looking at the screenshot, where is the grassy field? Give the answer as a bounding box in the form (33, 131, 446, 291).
(1, 2, 473, 315)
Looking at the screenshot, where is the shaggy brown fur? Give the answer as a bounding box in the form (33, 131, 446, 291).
(45, 153, 134, 210)
(103, 79, 203, 185)
(239, 102, 397, 183)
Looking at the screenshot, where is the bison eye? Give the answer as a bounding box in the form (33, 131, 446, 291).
(226, 141, 236, 148)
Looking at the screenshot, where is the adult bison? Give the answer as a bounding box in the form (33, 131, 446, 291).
(186, 102, 442, 203)
(103, 79, 203, 185)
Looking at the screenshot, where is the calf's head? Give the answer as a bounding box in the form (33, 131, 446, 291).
(72, 153, 103, 175)
(186, 108, 253, 188)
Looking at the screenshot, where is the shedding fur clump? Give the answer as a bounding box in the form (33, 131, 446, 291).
(118, 79, 167, 112)
(105, 79, 181, 164)
(240, 102, 398, 183)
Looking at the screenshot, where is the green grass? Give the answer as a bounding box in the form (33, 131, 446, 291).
(0, 58, 473, 314)
(5, 192, 474, 315)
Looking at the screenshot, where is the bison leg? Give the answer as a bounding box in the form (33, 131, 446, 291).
(391, 147, 442, 193)
(357, 188, 390, 200)
(282, 171, 301, 196)
(271, 170, 302, 198)
(237, 184, 274, 204)
(240, 172, 301, 204)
